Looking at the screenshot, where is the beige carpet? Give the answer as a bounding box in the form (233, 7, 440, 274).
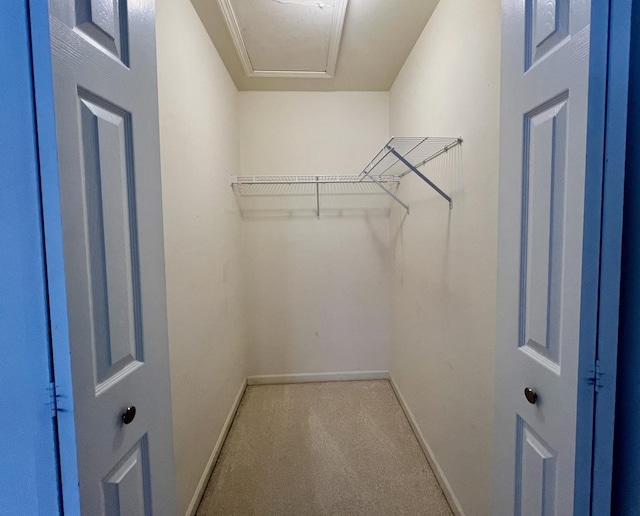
(196, 380, 453, 516)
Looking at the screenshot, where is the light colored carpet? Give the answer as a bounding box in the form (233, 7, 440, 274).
(196, 380, 453, 516)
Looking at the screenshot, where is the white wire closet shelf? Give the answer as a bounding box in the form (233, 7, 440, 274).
(231, 136, 462, 217)
(231, 175, 399, 184)
(360, 136, 461, 210)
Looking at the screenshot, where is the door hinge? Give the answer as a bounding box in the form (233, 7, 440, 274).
(48, 381, 61, 417)
(587, 359, 604, 392)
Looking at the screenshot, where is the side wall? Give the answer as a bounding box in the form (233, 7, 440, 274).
(388, 1, 501, 515)
(156, 2, 246, 514)
(239, 92, 391, 376)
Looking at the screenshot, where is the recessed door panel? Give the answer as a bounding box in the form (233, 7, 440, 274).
(103, 436, 151, 516)
(516, 418, 557, 516)
(75, 0, 129, 64)
(526, 0, 570, 70)
(78, 94, 142, 390)
(520, 96, 568, 369)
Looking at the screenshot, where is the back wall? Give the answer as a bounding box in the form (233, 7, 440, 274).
(239, 92, 391, 376)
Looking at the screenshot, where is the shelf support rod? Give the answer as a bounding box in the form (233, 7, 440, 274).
(387, 147, 453, 209)
(369, 173, 410, 214)
(316, 177, 320, 219)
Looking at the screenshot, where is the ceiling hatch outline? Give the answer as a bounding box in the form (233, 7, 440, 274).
(217, 0, 349, 79)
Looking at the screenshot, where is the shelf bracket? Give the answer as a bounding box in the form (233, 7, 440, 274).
(316, 177, 320, 219)
(369, 174, 410, 214)
(387, 147, 453, 209)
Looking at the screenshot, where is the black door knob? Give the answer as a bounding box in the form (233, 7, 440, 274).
(524, 388, 538, 405)
(122, 406, 136, 424)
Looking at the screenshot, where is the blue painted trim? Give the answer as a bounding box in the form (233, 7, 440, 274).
(28, 0, 82, 513)
(574, 3, 609, 512)
(575, 0, 633, 514)
(0, 1, 61, 513)
(612, 2, 640, 513)
(590, 0, 633, 513)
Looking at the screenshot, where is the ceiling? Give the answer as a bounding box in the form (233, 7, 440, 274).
(192, 0, 441, 91)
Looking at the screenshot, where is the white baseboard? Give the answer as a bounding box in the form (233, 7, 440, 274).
(185, 378, 247, 516)
(185, 371, 462, 516)
(388, 375, 465, 516)
(246, 370, 389, 385)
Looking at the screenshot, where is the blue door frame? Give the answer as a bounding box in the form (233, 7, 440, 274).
(612, 1, 640, 514)
(0, 1, 633, 514)
(575, 0, 634, 514)
(0, 1, 61, 512)
(0, 1, 80, 514)
(29, 0, 81, 512)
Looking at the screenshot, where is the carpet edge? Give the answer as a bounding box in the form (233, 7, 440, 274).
(388, 374, 466, 516)
(185, 378, 248, 516)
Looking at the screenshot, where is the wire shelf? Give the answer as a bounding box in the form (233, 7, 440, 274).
(234, 182, 393, 196)
(231, 136, 462, 216)
(232, 176, 400, 219)
(360, 137, 461, 179)
(232, 175, 400, 184)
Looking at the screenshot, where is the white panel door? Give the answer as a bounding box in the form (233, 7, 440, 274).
(48, 1, 176, 513)
(495, 0, 591, 514)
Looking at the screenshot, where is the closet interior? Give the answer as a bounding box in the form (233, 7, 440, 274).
(155, 0, 500, 514)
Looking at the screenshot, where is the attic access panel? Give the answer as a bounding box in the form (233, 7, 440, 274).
(218, 0, 348, 78)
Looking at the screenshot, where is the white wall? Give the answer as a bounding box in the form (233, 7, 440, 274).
(155, 2, 500, 511)
(239, 92, 391, 376)
(388, 1, 501, 515)
(155, 2, 247, 514)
